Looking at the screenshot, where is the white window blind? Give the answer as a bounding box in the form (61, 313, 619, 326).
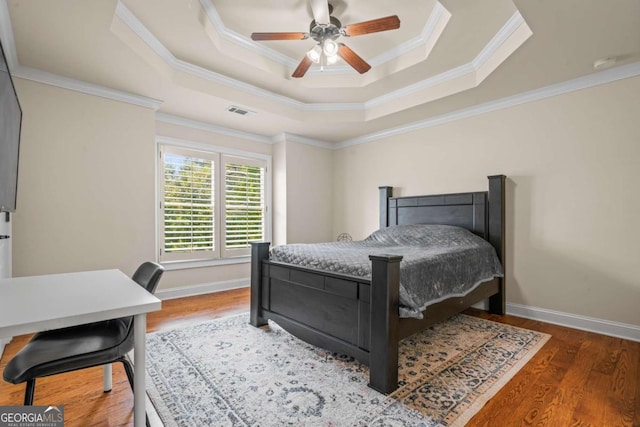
(222, 155, 266, 257)
(158, 144, 269, 264)
(160, 147, 219, 262)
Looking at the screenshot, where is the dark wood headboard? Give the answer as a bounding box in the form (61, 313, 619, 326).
(379, 175, 506, 270)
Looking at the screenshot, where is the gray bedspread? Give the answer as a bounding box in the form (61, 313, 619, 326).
(269, 224, 504, 319)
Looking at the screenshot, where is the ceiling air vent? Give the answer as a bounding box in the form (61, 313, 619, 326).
(226, 106, 255, 117)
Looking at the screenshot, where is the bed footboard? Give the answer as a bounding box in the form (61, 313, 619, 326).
(249, 242, 403, 393)
(249, 242, 270, 328)
(368, 254, 403, 393)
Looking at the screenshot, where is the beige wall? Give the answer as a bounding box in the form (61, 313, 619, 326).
(333, 76, 640, 326)
(11, 79, 268, 290)
(14, 70, 638, 327)
(12, 79, 156, 278)
(282, 139, 333, 244)
(10, 81, 334, 293)
(272, 141, 287, 246)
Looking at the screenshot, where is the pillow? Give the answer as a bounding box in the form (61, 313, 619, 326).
(364, 224, 481, 246)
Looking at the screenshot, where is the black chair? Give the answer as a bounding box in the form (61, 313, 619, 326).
(3, 262, 164, 421)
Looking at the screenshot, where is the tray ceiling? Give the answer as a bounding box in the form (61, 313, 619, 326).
(2, 0, 639, 143)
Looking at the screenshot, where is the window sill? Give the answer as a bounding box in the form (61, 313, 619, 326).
(161, 256, 251, 271)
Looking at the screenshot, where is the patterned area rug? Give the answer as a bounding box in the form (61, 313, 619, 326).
(145, 313, 549, 426)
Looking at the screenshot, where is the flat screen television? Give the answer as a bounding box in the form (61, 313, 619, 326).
(0, 37, 22, 213)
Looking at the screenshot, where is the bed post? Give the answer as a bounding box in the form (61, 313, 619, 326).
(379, 186, 392, 229)
(487, 175, 506, 315)
(368, 254, 403, 394)
(250, 242, 270, 327)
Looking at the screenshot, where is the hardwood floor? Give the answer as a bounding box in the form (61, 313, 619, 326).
(1, 288, 638, 426)
(464, 309, 639, 427)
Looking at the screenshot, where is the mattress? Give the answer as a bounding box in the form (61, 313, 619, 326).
(269, 224, 504, 319)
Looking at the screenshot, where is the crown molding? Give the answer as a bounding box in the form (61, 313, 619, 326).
(116, 1, 528, 118)
(156, 112, 273, 144)
(472, 11, 525, 69)
(369, 1, 450, 68)
(366, 63, 475, 109)
(11, 0, 621, 152)
(171, 58, 306, 109)
(279, 132, 335, 149)
(13, 65, 163, 110)
(116, 2, 364, 112)
(366, 11, 526, 109)
(116, 2, 308, 110)
(119, 0, 306, 113)
(336, 60, 640, 149)
(3, 0, 162, 109)
(198, 0, 450, 77)
(2, 0, 534, 121)
(15, 58, 638, 152)
(115, 0, 175, 66)
(302, 102, 364, 112)
(198, 0, 297, 68)
(156, 112, 334, 149)
(4, 0, 530, 118)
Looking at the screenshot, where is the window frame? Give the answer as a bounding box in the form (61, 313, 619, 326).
(156, 137, 272, 269)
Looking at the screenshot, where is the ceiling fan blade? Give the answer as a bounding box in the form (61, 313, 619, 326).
(343, 15, 400, 37)
(310, 0, 330, 25)
(292, 56, 313, 78)
(337, 43, 371, 74)
(251, 32, 308, 41)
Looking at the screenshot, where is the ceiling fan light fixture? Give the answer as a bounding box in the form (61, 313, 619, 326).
(326, 54, 339, 65)
(322, 39, 339, 57)
(306, 45, 322, 63)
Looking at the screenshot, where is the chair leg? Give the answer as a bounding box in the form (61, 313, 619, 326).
(119, 357, 150, 427)
(119, 357, 135, 392)
(103, 363, 113, 392)
(24, 379, 36, 405)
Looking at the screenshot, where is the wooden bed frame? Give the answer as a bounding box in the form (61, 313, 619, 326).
(250, 175, 506, 394)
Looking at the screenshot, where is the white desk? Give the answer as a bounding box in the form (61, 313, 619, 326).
(0, 269, 161, 427)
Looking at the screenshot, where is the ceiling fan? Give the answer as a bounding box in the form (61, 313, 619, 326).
(250, 0, 400, 78)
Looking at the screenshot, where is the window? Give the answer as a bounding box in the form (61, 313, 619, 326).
(222, 156, 266, 257)
(158, 143, 269, 264)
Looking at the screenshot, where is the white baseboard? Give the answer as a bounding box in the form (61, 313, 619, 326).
(156, 283, 640, 343)
(506, 303, 640, 342)
(155, 278, 249, 301)
(0, 336, 12, 359)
